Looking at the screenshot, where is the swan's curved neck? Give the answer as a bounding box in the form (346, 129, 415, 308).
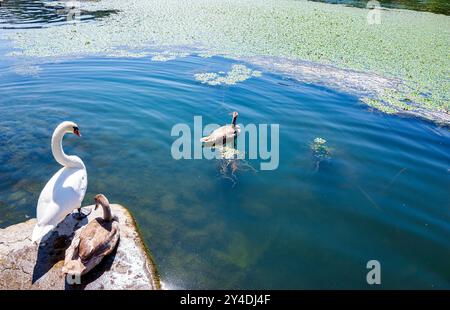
(51, 127, 84, 168)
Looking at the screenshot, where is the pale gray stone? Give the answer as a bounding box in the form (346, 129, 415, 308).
(0, 204, 160, 290)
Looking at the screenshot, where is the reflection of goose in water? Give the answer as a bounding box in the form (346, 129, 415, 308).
(32, 121, 88, 243)
(62, 194, 120, 276)
(217, 146, 256, 188)
(200, 111, 241, 145)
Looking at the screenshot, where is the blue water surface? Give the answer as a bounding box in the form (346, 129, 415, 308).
(0, 2, 449, 289)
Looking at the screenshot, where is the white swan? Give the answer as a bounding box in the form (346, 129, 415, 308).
(32, 121, 88, 243)
(200, 111, 241, 145)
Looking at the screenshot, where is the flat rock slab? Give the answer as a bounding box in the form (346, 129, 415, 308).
(0, 204, 159, 290)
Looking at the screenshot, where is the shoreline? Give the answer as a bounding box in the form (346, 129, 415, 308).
(121, 206, 162, 290)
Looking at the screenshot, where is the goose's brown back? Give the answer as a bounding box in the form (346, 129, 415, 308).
(78, 218, 119, 264)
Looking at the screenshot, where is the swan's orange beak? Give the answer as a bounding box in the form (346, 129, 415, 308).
(73, 127, 81, 137)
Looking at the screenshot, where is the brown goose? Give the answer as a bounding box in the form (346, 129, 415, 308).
(200, 111, 241, 145)
(62, 194, 120, 277)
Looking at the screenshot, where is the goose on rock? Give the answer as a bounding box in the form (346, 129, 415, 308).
(62, 194, 120, 277)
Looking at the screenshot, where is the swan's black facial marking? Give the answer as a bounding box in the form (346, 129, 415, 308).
(73, 126, 81, 137)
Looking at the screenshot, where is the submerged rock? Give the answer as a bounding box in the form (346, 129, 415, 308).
(0, 204, 160, 290)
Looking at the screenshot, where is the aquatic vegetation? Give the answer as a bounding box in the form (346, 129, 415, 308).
(12, 64, 42, 76)
(197, 52, 215, 58)
(362, 97, 397, 114)
(150, 51, 189, 62)
(106, 50, 150, 58)
(151, 54, 176, 62)
(219, 146, 241, 160)
(311, 137, 331, 159)
(314, 137, 326, 145)
(195, 64, 262, 86)
(4, 0, 449, 123)
(311, 137, 332, 170)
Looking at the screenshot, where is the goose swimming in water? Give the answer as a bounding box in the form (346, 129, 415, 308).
(62, 194, 120, 277)
(200, 111, 241, 145)
(32, 121, 88, 243)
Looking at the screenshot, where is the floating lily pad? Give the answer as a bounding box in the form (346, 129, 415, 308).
(195, 64, 262, 86)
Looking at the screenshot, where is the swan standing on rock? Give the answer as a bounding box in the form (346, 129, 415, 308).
(62, 194, 120, 277)
(32, 121, 88, 243)
(200, 111, 241, 145)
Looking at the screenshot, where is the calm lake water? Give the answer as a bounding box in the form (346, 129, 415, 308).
(0, 1, 449, 289)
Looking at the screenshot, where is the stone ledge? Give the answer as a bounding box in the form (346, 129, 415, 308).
(0, 204, 160, 290)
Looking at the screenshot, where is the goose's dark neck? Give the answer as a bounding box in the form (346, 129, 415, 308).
(232, 115, 237, 127)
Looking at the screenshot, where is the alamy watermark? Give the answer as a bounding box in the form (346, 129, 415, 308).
(66, 273, 81, 285)
(366, 260, 381, 285)
(171, 116, 279, 171)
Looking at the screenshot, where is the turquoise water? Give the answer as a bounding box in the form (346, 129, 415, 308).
(1, 2, 450, 289)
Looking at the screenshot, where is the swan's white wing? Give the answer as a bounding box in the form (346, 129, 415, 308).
(33, 166, 87, 242)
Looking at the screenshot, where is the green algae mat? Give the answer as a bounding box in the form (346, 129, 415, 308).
(4, 0, 450, 124)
